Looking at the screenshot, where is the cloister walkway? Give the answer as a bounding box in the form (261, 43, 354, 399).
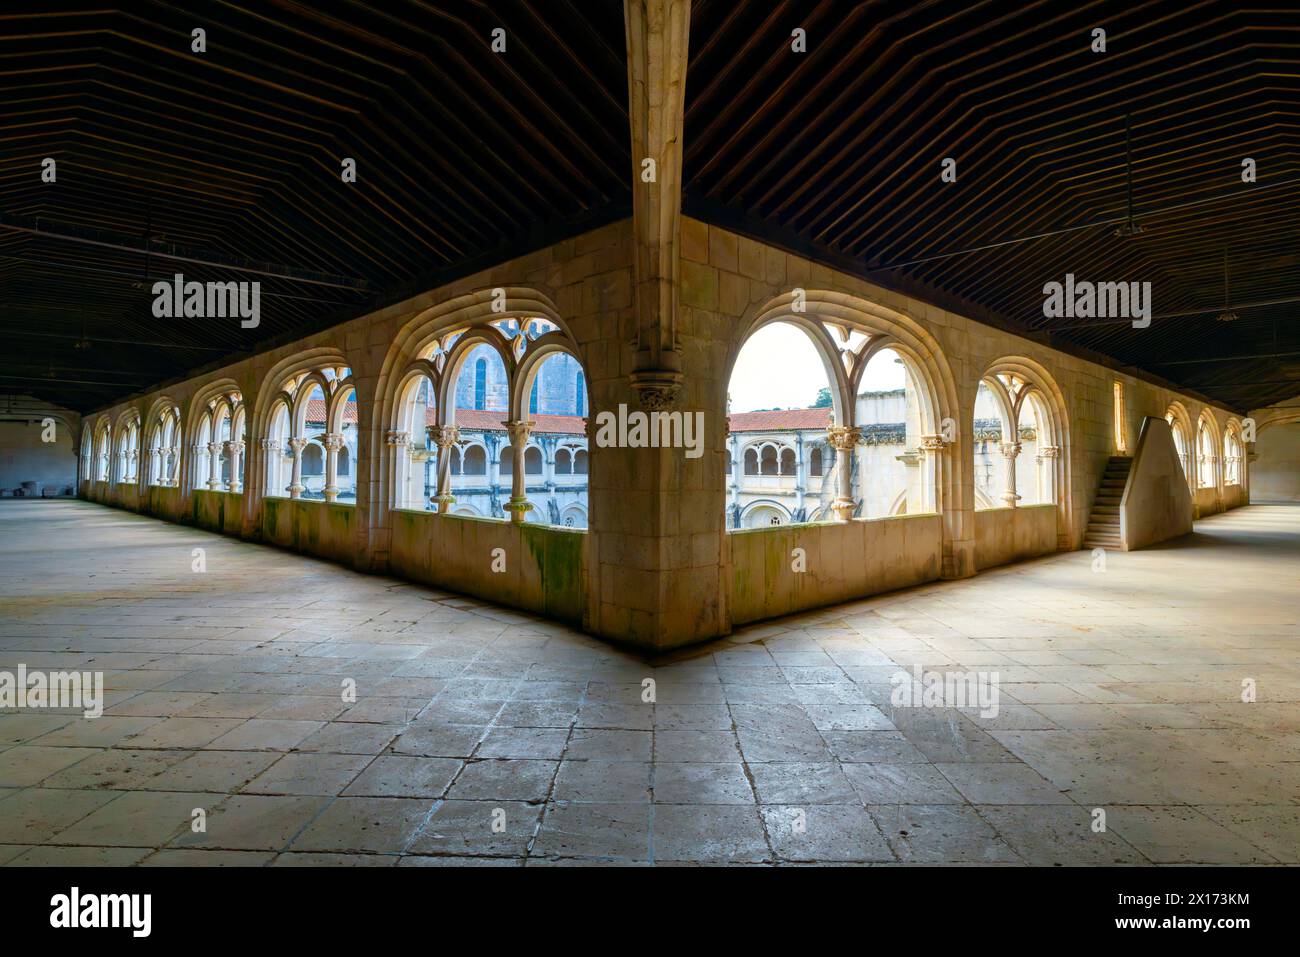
(0, 499, 1296, 865)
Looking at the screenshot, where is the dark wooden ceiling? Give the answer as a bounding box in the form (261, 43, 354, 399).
(686, 0, 1300, 412)
(0, 0, 629, 412)
(3, 0, 1298, 414)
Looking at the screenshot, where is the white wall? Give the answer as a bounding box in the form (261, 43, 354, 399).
(1252, 422, 1300, 502)
(0, 400, 80, 495)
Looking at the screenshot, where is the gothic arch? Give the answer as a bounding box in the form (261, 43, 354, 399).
(1165, 400, 1195, 489)
(729, 288, 966, 575)
(977, 357, 1072, 548)
(370, 286, 582, 530)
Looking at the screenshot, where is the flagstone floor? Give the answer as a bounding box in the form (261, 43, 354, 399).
(0, 498, 1296, 866)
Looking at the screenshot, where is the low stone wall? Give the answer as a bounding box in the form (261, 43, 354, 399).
(261, 497, 356, 565)
(389, 509, 587, 625)
(1194, 486, 1224, 517)
(142, 485, 186, 522)
(729, 513, 944, 626)
(190, 489, 244, 537)
(974, 505, 1058, 570)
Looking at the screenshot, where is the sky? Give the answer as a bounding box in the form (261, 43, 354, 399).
(728, 322, 906, 413)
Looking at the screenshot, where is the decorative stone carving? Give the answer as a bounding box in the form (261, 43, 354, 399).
(287, 437, 307, 498)
(502, 420, 535, 523)
(323, 432, 344, 502)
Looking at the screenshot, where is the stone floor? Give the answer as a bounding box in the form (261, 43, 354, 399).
(0, 499, 1296, 866)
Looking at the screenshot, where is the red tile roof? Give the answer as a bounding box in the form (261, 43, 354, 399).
(451, 409, 584, 434)
(305, 398, 357, 423)
(304, 399, 584, 435)
(728, 407, 832, 432)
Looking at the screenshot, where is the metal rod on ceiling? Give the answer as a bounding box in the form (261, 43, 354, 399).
(865, 177, 1300, 273)
(0, 214, 371, 291)
(1045, 293, 1300, 331)
(1, 330, 230, 352)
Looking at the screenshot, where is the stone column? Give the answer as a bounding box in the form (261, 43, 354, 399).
(794, 432, 806, 518)
(226, 440, 244, 493)
(127, 449, 138, 483)
(166, 447, 179, 485)
(826, 425, 863, 522)
(429, 425, 460, 513)
(1000, 440, 1022, 507)
(287, 437, 307, 499)
(386, 430, 410, 508)
(1035, 445, 1059, 503)
(918, 434, 947, 513)
(322, 432, 344, 502)
(206, 442, 221, 489)
(503, 420, 534, 523)
(257, 438, 277, 495)
(408, 445, 432, 507)
(626, 0, 690, 409)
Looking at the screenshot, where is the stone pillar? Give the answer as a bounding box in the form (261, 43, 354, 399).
(826, 425, 863, 522)
(626, 0, 690, 408)
(918, 434, 947, 512)
(287, 437, 307, 499)
(1035, 445, 1059, 503)
(729, 431, 742, 524)
(794, 432, 806, 518)
(503, 420, 534, 523)
(206, 442, 221, 489)
(1000, 440, 1021, 507)
(322, 432, 344, 502)
(429, 425, 460, 512)
(386, 430, 410, 508)
(166, 447, 179, 485)
(257, 438, 277, 494)
(226, 440, 244, 493)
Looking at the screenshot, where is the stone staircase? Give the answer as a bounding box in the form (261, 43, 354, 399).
(1083, 456, 1132, 549)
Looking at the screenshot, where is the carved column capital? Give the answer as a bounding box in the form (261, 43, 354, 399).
(826, 425, 863, 452)
(323, 432, 345, 452)
(386, 429, 410, 447)
(429, 424, 461, 449)
(629, 369, 683, 411)
(999, 441, 1022, 459)
(504, 420, 534, 447)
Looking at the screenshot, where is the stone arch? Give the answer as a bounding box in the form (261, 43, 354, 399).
(1196, 410, 1222, 490)
(729, 289, 966, 576)
(1165, 400, 1195, 489)
(249, 349, 354, 512)
(1223, 417, 1246, 487)
(185, 378, 245, 494)
(92, 415, 113, 483)
(143, 396, 182, 486)
(112, 409, 142, 485)
(510, 331, 585, 422)
(741, 500, 792, 528)
(370, 286, 576, 538)
(977, 357, 1072, 548)
(561, 503, 588, 529)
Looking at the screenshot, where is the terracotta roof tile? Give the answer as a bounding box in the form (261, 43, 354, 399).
(727, 407, 832, 432)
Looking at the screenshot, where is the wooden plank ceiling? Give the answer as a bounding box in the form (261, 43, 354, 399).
(686, 0, 1300, 412)
(2, 0, 1298, 413)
